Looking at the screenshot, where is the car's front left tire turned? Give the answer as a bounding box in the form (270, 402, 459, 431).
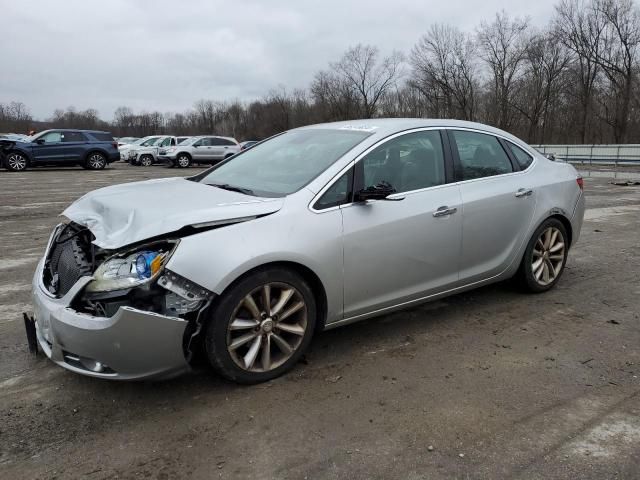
(517, 218, 569, 293)
(205, 267, 316, 384)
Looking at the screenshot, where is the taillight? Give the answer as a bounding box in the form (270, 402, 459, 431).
(576, 177, 584, 191)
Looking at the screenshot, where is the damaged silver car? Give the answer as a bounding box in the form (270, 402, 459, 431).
(27, 119, 585, 383)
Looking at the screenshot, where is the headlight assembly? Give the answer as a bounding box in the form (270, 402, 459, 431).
(85, 242, 177, 293)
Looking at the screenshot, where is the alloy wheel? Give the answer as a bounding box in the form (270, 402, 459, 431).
(88, 153, 106, 169)
(7, 153, 27, 171)
(177, 155, 190, 168)
(531, 227, 565, 286)
(226, 282, 307, 373)
(141, 155, 153, 167)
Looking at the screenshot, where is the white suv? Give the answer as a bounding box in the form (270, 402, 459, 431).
(130, 136, 191, 166)
(158, 136, 241, 168)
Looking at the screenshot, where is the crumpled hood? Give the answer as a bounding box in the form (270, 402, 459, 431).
(63, 177, 283, 249)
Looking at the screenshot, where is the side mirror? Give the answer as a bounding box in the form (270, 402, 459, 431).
(35, 138, 45, 145)
(355, 181, 398, 202)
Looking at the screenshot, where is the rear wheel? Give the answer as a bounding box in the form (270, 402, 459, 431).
(205, 268, 316, 384)
(517, 218, 568, 293)
(176, 153, 191, 168)
(86, 152, 107, 170)
(139, 155, 153, 167)
(4, 152, 28, 171)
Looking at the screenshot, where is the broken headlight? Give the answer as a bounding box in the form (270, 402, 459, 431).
(85, 242, 176, 293)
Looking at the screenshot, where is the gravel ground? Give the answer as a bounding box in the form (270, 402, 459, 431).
(0, 162, 639, 479)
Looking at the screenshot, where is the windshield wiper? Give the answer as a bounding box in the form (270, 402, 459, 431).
(208, 183, 255, 195)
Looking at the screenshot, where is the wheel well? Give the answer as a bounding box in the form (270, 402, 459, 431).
(548, 214, 573, 248)
(177, 152, 191, 159)
(221, 261, 328, 332)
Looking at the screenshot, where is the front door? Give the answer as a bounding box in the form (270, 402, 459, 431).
(341, 130, 462, 319)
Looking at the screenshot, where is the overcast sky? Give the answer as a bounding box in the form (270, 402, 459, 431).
(1, 0, 558, 120)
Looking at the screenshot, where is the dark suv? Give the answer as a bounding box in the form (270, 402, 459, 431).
(0, 129, 120, 171)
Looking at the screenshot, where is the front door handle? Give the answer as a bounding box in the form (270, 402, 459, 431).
(515, 188, 533, 198)
(433, 206, 457, 217)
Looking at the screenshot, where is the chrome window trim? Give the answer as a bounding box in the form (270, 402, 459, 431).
(309, 126, 537, 214)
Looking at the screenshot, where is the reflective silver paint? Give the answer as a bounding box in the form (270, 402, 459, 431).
(33, 119, 585, 380)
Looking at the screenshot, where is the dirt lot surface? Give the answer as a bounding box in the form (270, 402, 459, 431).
(1, 163, 639, 479)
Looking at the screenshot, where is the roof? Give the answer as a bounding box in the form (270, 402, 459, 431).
(297, 118, 526, 146)
(38, 128, 112, 134)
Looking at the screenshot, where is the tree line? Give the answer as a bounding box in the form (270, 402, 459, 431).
(2, 0, 639, 145)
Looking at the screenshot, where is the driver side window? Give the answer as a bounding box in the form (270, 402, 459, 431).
(359, 130, 446, 194)
(40, 131, 63, 143)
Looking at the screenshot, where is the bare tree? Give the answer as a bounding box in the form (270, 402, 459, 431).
(593, 0, 640, 142)
(513, 30, 572, 142)
(477, 11, 530, 129)
(554, 0, 606, 142)
(331, 44, 404, 118)
(410, 24, 478, 120)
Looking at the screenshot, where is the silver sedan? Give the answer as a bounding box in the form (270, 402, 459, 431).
(28, 119, 585, 383)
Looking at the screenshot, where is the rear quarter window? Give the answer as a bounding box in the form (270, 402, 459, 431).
(507, 142, 534, 170)
(89, 132, 115, 142)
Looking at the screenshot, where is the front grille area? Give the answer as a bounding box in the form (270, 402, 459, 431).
(43, 224, 93, 297)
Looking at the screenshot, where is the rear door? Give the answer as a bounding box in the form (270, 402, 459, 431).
(208, 137, 227, 161)
(61, 131, 89, 162)
(340, 129, 462, 319)
(447, 129, 537, 284)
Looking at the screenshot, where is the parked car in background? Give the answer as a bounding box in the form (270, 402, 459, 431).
(158, 135, 241, 167)
(130, 136, 190, 166)
(240, 140, 259, 150)
(117, 137, 139, 147)
(1, 129, 119, 171)
(120, 136, 162, 163)
(27, 119, 584, 383)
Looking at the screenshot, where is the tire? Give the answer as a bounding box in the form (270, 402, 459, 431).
(205, 267, 316, 384)
(140, 155, 153, 167)
(85, 152, 107, 170)
(516, 218, 569, 293)
(176, 153, 191, 168)
(4, 152, 29, 171)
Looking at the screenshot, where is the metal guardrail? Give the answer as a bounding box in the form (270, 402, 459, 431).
(531, 144, 640, 166)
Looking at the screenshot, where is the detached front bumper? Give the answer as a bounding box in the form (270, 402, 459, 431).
(31, 259, 191, 380)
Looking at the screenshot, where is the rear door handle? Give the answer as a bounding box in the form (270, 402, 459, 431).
(433, 206, 457, 217)
(515, 188, 533, 198)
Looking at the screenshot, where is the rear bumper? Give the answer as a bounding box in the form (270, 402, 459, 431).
(570, 191, 585, 246)
(31, 258, 190, 380)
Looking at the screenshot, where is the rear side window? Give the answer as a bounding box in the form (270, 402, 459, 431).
(507, 142, 534, 170)
(211, 138, 236, 146)
(451, 131, 513, 180)
(90, 132, 115, 142)
(63, 132, 87, 142)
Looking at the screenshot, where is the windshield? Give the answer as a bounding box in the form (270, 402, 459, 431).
(179, 137, 199, 146)
(141, 137, 161, 146)
(196, 129, 371, 197)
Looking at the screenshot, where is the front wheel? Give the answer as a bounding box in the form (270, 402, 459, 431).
(205, 268, 316, 384)
(4, 152, 29, 171)
(139, 154, 153, 167)
(86, 152, 107, 170)
(176, 154, 191, 168)
(517, 218, 568, 293)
